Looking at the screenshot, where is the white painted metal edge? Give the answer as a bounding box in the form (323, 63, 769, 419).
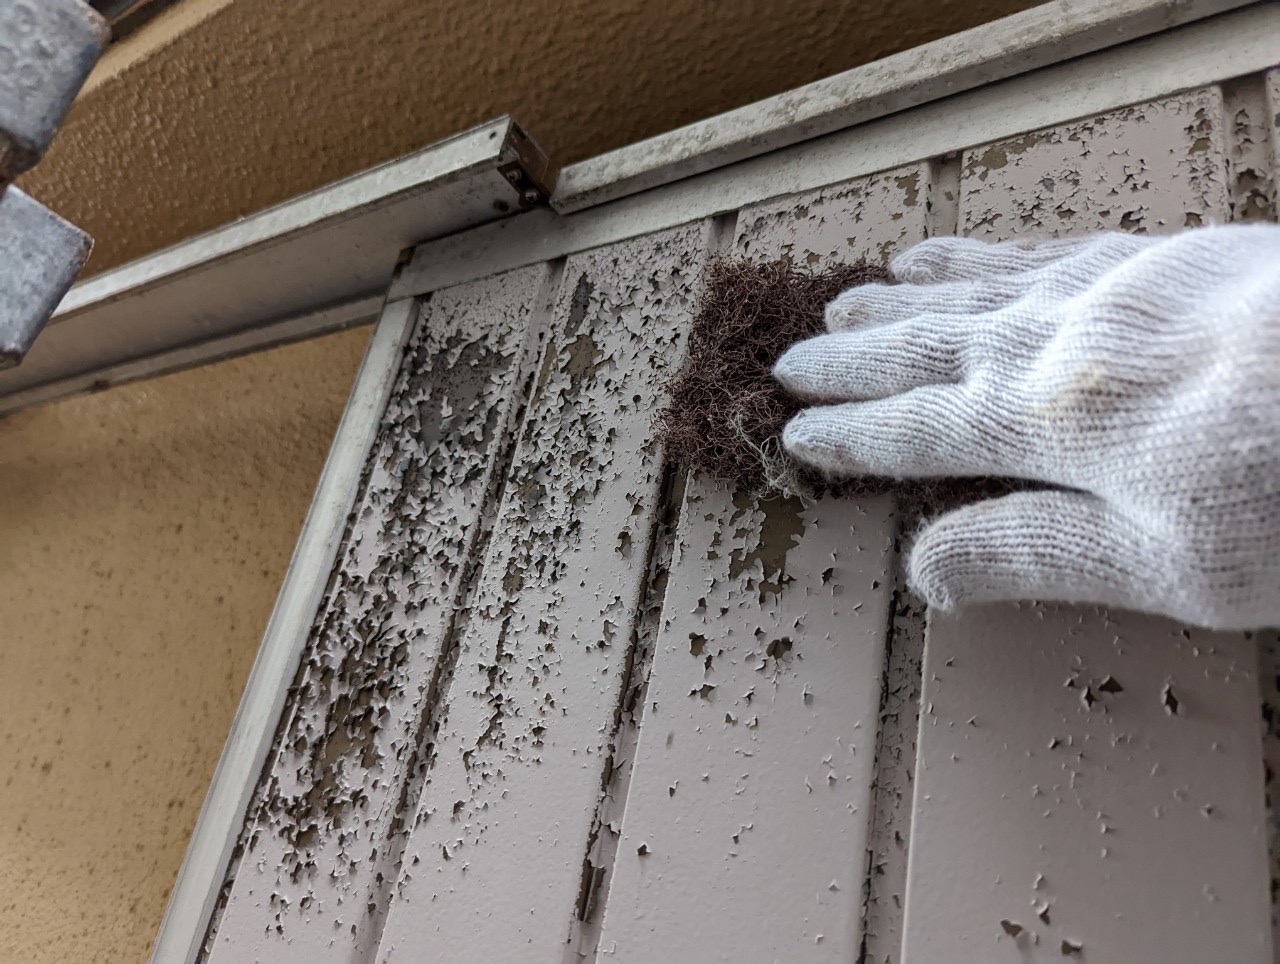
(149, 297, 420, 964)
(58, 118, 521, 317)
(0, 294, 382, 417)
(550, 0, 1259, 213)
(395, 3, 1280, 298)
(0, 117, 549, 413)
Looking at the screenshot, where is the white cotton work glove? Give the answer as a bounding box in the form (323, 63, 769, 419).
(774, 225, 1280, 630)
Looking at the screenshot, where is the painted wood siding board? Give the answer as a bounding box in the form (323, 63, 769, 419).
(373, 222, 712, 960)
(206, 266, 555, 962)
(593, 169, 926, 961)
(901, 87, 1272, 964)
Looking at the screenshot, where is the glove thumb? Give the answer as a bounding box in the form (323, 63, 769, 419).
(907, 490, 1160, 617)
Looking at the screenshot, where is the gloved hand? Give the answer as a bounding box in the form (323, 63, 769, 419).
(774, 226, 1280, 630)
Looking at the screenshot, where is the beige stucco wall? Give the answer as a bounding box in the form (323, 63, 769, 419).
(1, 0, 1040, 959)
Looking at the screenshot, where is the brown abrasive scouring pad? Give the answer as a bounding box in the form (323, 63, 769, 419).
(656, 256, 1022, 513)
(655, 256, 888, 496)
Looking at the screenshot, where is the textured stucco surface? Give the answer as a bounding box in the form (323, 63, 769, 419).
(0, 0, 1042, 960)
(0, 327, 368, 961)
(22, 0, 1041, 276)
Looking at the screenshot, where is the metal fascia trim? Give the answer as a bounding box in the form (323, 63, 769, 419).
(0, 116, 549, 413)
(550, 0, 1260, 213)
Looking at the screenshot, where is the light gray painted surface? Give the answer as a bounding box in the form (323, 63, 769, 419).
(905, 606, 1270, 963)
(901, 88, 1273, 964)
(592, 171, 927, 960)
(205, 266, 555, 962)
(375, 223, 713, 959)
(155, 299, 423, 964)
(959, 88, 1229, 238)
(593, 484, 896, 961)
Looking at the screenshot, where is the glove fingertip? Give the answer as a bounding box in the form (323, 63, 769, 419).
(904, 519, 964, 610)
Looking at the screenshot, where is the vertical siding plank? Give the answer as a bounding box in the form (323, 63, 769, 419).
(593, 169, 927, 962)
(206, 266, 554, 963)
(1268, 69, 1280, 189)
(902, 90, 1272, 964)
(961, 88, 1229, 237)
(374, 223, 712, 961)
(1222, 74, 1277, 223)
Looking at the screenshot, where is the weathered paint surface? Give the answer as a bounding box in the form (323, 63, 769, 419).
(373, 223, 710, 960)
(1259, 630, 1280, 952)
(206, 266, 553, 962)
(203, 76, 1280, 963)
(901, 86, 1272, 963)
(1268, 69, 1280, 192)
(1222, 74, 1277, 223)
(961, 88, 1229, 237)
(593, 171, 925, 961)
(733, 165, 930, 267)
(1247, 66, 1280, 953)
(593, 483, 896, 961)
(861, 590, 926, 964)
(905, 607, 1270, 963)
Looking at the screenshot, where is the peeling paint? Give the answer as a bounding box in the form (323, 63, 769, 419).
(1222, 76, 1277, 223)
(903, 86, 1272, 964)
(204, 73, 1280, 964)
(961, 89, 1230, 239)
(206, 265, 554, 961)
(861, 585, 926, 964)
(588, 172, 923, 961)
(372, 222, 710, 960)
(732, 163, 930, 267)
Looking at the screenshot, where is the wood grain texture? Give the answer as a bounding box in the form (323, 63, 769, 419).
(902, 87, 1272, 964)
(206, 266, 553, 962)
(593, 169, 926, 961)
(374, 222, 712, 960)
